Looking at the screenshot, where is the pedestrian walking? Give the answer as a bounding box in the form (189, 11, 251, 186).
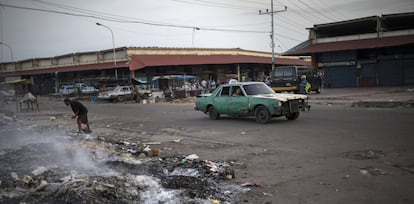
(64, 97, 91, 133)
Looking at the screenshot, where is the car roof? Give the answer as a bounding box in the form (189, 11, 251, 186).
(220, 82, 264, 87)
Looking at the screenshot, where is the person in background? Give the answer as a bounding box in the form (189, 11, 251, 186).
(132, 85, 141, 103)
(210, 79, 217, 89)
(265, 75, 271, 86)
(201, 79, 208, 94)
(64, 97, 91, 133)
(299, 75, 311, 94)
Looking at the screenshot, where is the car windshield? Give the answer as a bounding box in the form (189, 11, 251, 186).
(274, 67, 294, 78)
(242, 83, 274, 95)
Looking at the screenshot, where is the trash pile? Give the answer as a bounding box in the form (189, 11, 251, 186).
(341, 150, 385, 160)
(0, 118, 249, 203)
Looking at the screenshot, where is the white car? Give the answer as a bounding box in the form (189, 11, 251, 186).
(98, 86, 132, 102)
(59, 85, 75, 95)
(74, 83, 99, 94)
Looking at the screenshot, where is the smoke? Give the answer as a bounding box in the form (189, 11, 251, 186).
(0, 123, 116, 176)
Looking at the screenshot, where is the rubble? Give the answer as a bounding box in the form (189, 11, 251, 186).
(360, 167, 388, 176)
(32, 166, 48, 176)
(0, 122, 247, 203)
(341, 150, 385, 160)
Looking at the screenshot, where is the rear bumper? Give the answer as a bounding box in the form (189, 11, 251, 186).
(272, 86, 297, 92)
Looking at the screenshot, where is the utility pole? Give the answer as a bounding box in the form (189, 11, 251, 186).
(259, 0, 287, 71)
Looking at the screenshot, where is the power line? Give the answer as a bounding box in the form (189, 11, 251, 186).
(311, 0, 349, 20)
(33, 0, 271, 31)
(31, 0, 171, 25)
(237, 0, 268, 7)
(297, 0, 339, 22)
(278, 1, 313, 24)
(0, 3, 269, 34)
(170, 0, 260, 10)
(288, 0, 326, 23)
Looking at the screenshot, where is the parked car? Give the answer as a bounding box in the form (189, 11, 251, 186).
(59, 85, 75, 95)
(98, 86, 132, 102)
(74, 83, 99, 94)
(271, 65, 322, 93)
(194, 82, 309, 123)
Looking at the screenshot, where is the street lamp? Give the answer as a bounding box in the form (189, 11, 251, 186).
(0, 42, 14, 62)
(192, 27, 200, 47)
(96, 22, 118, 80)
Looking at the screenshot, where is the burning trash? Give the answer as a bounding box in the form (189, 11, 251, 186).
(0, 117, 248, 203)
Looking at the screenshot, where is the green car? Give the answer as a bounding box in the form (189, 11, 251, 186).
(194, 82, 309, 123)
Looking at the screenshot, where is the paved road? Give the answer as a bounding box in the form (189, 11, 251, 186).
(310, 86, 414, 107)
(2, 96, 414, 203)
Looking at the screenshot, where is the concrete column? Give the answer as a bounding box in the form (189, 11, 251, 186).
(237, 64, 240, 81)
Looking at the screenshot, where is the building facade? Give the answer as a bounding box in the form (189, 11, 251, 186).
(285, 12, 414, 88)
(0, 47, 309, 95)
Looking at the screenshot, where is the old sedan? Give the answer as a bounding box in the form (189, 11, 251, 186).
(98, 86, 133, 102)
(194, 82, 309, 123)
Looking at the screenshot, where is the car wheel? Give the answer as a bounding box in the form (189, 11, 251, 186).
(255, 105, 271, 124)
(208, 106, 220, 120)
(286, 112, 300, 120)
(117, 95, 124, 102)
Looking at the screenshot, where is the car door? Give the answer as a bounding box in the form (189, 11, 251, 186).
(213, 86, 230, 114)
(228, 86, 249, 115)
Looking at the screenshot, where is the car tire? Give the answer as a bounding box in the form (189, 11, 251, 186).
(255, 105, 271, 124)
(286, 112, 300, 120)
(117, 95, 124, 102)
(208, 106, 220, 120)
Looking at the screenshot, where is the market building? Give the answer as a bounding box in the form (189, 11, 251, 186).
(285, 12, 414, 88)
(0, 47, 309, 95)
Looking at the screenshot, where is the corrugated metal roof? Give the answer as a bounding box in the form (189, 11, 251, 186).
(0, 61, 128, 77)
(0, 54, 309, 77)
(129, 54, 309, 71)
(285, 35, 414, 55)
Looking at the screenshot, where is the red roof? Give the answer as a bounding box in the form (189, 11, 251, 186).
(287, 35, 414, 55)
(0, 62, 128, 77)
(0, 54, 309, 77)
(129, 54, 309, 71)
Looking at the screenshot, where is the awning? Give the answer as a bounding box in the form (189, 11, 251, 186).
(6, 78, 33, 84)
(285, 35, 414, 55)
(129, 54, 309, 70)
(175, 75, 197, 80)
(132, 77, 148, 84)
(0, 61, 129, 77)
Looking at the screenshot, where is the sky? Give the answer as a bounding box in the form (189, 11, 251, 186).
(0, 0, 413, 62)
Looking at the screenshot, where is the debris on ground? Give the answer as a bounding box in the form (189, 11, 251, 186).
(0, 123, 248, 203)
(32, 166, 48, 176)
(341, 150, 385, 160)
(360, 167, 388, 176)
(240, 182, 263, 188)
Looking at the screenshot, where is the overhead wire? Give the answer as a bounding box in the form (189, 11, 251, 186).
(5, 0, 305, 48)
(170, 0, 260, 10)
(287, 0, 326, 23)
(297, 0, 339, 22)
(311, 0, 349, 20)
(0, 2, 269, 34)
(31, 0, 176, 26)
